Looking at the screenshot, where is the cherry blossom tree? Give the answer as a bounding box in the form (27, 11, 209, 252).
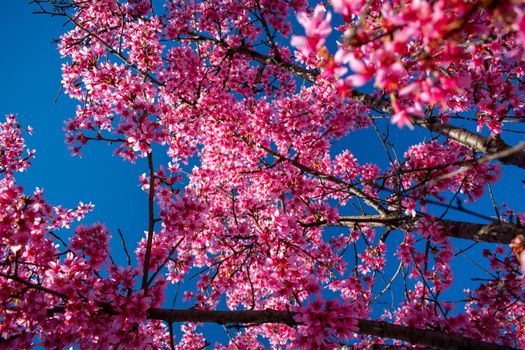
(2, 0, 525, 348)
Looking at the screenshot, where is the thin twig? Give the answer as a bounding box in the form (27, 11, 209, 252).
(118, 228, 132, 266)
(142, 152, 156, 292)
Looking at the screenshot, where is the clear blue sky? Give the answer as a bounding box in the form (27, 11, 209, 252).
(1, 1, 523, 346)
(0, 2, 149, 268)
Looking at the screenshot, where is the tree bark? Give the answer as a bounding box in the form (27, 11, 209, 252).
(417, 120, 525, 169)
(147, 308, 297, 326)
(309, 215, 524, 244)
(146, 308, 516, 350)
(442, 219, 524, 244)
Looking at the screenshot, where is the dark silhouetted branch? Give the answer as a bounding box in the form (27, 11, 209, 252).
(147, 308, 516, 350)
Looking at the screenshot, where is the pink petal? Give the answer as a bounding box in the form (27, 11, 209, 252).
(345, 74, 368, 87)
(347, 54, 365, 73)
(290, 35, 307, 49)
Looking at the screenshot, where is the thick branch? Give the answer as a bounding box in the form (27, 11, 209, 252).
(418, 120, 525, 169)
(314, 215, 524, 244)
(357, 319, 515, 350)
(147, 308, 515, 350)
(441, 219, 524, 244)
(147, 308, 297, 326)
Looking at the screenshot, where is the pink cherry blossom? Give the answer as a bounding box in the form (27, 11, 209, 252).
(291, 5, 332, 56)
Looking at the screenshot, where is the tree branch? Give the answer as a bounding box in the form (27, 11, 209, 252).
(441, 219, 524, 244)
(147, 308, 297, 326)
(307, 215, 524, 244)
(418, 120, 525, 169)
(357, 318, 515, 350)
(141, 152, 156, 292)
(146, 308, 516, 350)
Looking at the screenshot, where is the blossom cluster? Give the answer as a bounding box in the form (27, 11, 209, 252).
(0, 115, 166, 349)
(387, 140, 500, 217)
(292, 1, 525, 132)
(292, 297, 360, 349)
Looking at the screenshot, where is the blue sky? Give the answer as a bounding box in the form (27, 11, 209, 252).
(1, 1, 524, 347)
(1, 2, 149, 267)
